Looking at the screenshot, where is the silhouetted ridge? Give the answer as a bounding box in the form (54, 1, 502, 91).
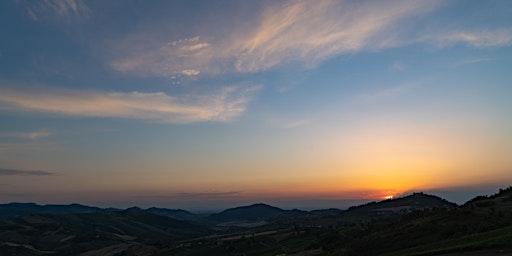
(208, 203, 286, 222)
(0, 202, 117, 219)
(146, 207, 198, 221)
(124, 206, 143, 212)
(346, 192, 456, 217)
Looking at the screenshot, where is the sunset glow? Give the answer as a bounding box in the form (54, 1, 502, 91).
(0, 0, 511, 210)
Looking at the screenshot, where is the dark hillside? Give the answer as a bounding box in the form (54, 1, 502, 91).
(321, 188, 512, 255)
(146, 207, 199, 221)
(208, 203, 286, 222)
(337, 192, 456, 224)
(347, 192, 456, 213)
(0, 202, 117, 219)
(0, 210, 212, 255)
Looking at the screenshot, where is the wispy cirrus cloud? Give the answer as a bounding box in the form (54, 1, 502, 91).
(0, 168, 57, 176)
(268, 118, 311, 129)
(109, 1, 512, 79)
(361, 82, 421, 102)
(449, 56, 496, 68)
(0, 85, 261, 124)
(111, 36, 215, 78)
(433, 29, 512, 48)
(110, 0, 444, 77)
(0, 129, 52, 139)
(19, 0, 91, 22)
(232, 0, 442, 72)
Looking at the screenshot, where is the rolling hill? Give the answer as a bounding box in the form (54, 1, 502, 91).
(1, 188, 511, 255)
(0, 202, 118, 220)
(0, 210, 212, 255)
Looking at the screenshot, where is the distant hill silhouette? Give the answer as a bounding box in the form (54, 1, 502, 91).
(0, 202, 118, 219)
(146, 207, 199, 221)
(0, 203, 201, 222)
(208, 203, 287, 222)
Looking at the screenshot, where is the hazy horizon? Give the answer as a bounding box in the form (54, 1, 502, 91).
(2, 185, 507, 213)
(1, 1, 511, 211)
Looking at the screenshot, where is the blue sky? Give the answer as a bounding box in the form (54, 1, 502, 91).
(1, 0, 511, 211)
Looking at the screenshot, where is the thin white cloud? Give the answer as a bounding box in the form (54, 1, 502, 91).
(282, 120, 310, 129)
(0, 129, 52, 139)
(450, 56, 496, 67)
(268, 118, 311, 129)
(390, 62, 407, 71)
(362, 83, 420, 102)
(0, 85, 261, 124)
(20, 0, 91, 22)
(233, 0, 443, 72)
(109, 0, 443, 77)
(181, 69, 200, 76)
(434, 29, 512, 48)
(111, 36, 214, 78)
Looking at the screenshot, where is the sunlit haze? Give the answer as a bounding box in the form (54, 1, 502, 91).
(1, 0, 511, 211)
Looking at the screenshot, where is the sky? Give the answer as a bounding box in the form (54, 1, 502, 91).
(1, 0, 511, 211)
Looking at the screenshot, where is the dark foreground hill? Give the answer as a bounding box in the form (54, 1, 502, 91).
(0, 210, 211, 255)
(339, 192, 457, 223)
(323, 187, 512, 255)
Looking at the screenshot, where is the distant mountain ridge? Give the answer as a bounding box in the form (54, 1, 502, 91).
(0, 202, 118, 219)
(0, 203, 204, 222)
(0, 192, 456, 222)
(208, 203, 287, 222)
(146, 207, 199, 221)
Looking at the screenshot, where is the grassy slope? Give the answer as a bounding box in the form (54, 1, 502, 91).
(0, 210, 211, 255)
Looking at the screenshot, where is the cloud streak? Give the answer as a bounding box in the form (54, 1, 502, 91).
(232, 0, 441, 72)
(361, 82, 420, 102)
(20, 0, 91, 22)
(0, 168, 56, 176)
(0, 85, 261, 124)
(434, 29, 512, 48)
(0, 130, 52, 139)
(173, 191, 241, 199)
(135, 191, 242, 200)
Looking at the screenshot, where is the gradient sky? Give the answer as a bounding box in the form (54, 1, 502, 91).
(1, 0, 511, 211)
